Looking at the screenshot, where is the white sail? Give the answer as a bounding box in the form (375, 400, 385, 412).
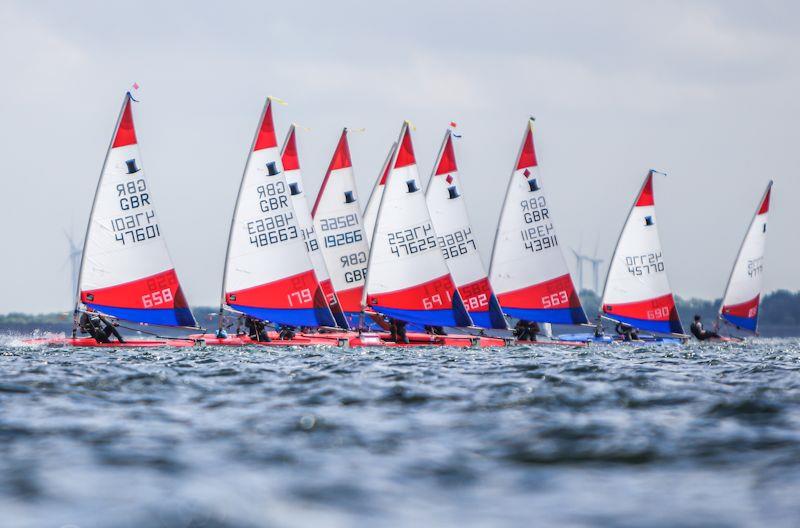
(77, 92, 196, 327)
(364, 122, 472, 327)
(425, 129, 506, 329)
(363, 142, 396, 245)
(221, 98, 335, 328)
(488, 119, 586, 325)
(719, 181, 772, 332)
(311, 129, 370, 327)
(280, 125, 348, 328)
(600, 171, 684, 335)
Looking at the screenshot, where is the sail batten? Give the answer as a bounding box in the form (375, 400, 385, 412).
(221, 99, 336, 328)
(426, 130, 506, 329)
(364, 123, 472, 327)
(488, 120, 587, 325)
(600, 171, 684, 335)
(719, 181, 772, 332)
(77, 93, 196, 328)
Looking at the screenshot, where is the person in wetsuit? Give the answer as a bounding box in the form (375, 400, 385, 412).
(593, 318, 605, 338)
(690, 315, 720, 341)
(79, 312, 124, 343)
(424, 325, 446, 336)
(514, 320, 540, 341)
(389, 319, 410, 344)
(615, 322, 639, 342)
(244, 316, 271, 342)
(278, 326, 296, 340)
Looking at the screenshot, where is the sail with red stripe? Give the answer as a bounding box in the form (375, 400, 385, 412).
(77, 92, 196, 327)
(601, 171, 684, 335)
(312, 129, 371, 327)
(719, 181, 772, 332)
(488, 119, 587, 324)
(425, 129, 506, 329)
(221, 98, 335, 327)
(280, 125, 349, 329)
(363, 142, 396, 245)
(364, 123, 472, 327)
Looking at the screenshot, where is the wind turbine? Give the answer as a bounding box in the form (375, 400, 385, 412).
(586, 240, 604, 293)
(63, 227, 83, 303)
(570, 235, 588, 292)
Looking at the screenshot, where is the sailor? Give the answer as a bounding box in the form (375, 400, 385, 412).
(244, 316, 271, 342)
(593, 317, 605, 338)
(424, 325, 445, 336)
(79, 310, 125, 344)
(278, 326, 296, 341)
(389, 318, 410, 344)
(514, 320, 539, 341)
(690, 315, 720, 341)
(615, 322, 639, 342)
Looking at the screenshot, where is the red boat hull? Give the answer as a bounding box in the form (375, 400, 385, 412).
(23, 332, 583, 348)
(23, 337, 196, 348)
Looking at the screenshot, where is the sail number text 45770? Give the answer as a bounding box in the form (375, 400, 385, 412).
(625, 253, 664, 276)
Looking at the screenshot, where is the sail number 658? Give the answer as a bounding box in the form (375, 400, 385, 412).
(142, 288, 173, 308)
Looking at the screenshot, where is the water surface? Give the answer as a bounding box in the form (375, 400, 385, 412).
(1, 337, 799, 527)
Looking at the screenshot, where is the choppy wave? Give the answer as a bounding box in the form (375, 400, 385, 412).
(1, 338, 799, 527)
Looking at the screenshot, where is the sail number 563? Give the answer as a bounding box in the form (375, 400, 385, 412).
(541, 291, 568, 308)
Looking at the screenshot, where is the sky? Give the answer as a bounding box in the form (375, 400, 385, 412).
(0, 0, 798, 313)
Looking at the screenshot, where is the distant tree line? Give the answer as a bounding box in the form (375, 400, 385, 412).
(578, 289, 800, 331)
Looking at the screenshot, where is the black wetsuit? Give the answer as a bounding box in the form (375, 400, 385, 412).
(79, 313, 124, 343)
(690, 321, 720, 341)
(615, 322, 639, 342)
(425, 325, 445, 336)
(514, 320, 539, 341)
(389, 319, 410, 344)
(278, 326, 296, 340)
(245, 317, 271, 342)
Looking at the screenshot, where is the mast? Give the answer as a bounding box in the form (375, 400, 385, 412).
(72, 93, 133, 337)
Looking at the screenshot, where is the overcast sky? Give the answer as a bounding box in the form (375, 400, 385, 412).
(1, 0, 798, 313)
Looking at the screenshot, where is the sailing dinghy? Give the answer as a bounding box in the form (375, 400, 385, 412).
(350, 122, 527, 347)
(425, 129, 506, 329)
(281, 125, 349, 329)
(362, 122, 474, 329)
(589, 170, 685, 343)
(30, 92, 199, 347)
(489, 119, 588, 340)
(718, 181, 772, 334)
(212, 98, 337, 338)
(311, 129, 371, 328)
